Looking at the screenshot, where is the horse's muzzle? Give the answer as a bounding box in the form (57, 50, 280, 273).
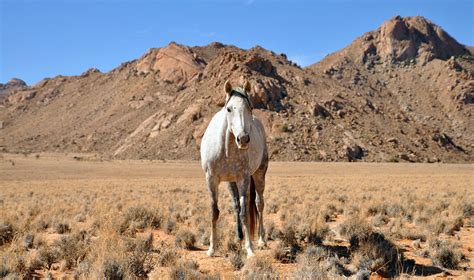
(236, 133, 250, 149)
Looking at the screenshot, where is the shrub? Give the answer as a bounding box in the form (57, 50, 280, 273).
(54, 231, 90, 269)
(429, 240, 463, 269)
(169, 260, 205, 280)
(125, 234, 154, 277)
(7, 254, 35, 280)
(349, 231, 403, 276)
(307, 224, 330, 246)
(175, 229, 196, 249)
(36, 245, 59, 270)
(54, 222, 71, 234)
(339, 217, 372, 240)
(294, 246, 346, 280)
(241, 257, 278, 280)
(101, 259, 124, 280)
(120, 206, 162, 234)
(228, 251, 245, 271)
(265, 221, 279, 241)
(23, 233, 34, 249)
(273, 241, 299, 264)
(157, 246, 178, 267)
(0, 224, 14, 246)
(164, 217, 177, 235)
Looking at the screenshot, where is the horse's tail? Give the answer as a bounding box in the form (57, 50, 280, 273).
(249, 176, 257, 239)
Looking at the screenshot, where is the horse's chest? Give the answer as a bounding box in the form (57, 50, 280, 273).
(214, 154, 260, 182)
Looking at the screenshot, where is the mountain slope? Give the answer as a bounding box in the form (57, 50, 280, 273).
(0, 16, 472, 162)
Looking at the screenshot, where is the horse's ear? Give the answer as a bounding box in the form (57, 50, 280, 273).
(224, 80, 232, 95)
(243, 81, 251, 93)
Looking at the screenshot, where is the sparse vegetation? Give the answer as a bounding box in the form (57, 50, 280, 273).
(174, 229, 196, 249)
(0, 154, 471, 278)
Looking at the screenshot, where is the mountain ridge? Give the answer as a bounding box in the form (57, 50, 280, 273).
(1, 16, 472, 162)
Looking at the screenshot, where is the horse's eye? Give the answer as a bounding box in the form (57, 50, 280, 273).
(227, 107, 231, 113)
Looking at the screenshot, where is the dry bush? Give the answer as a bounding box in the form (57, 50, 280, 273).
(54, 230, 91, 269)
(431, 216, 464, 236)
(0, 223, 14, 246)
(163, 216, 177, 235)
(340, 215, 403, 276)
(339, 216, 372, 240)
(429, 239, 463, 269)
(228, 251, 245, 271)
(241, 257, 279, 280)
(36, 244, 60, 270)
(273, 223, 301, 263)
(157, 246, 178, 267)
(349, 231, 403, 277)
(307, 221, 330, 246)
(175, 229, 196, 249)
(125, 234, 155, 277)
(100, 259, 125, 280)
(22, 233, 34, 249)
(273, 241, 299, 264)
(169, 259, 217, 280)
(293, 246, 347, 280)
(119, 205, 162, 234)
(265, 221, 279, 241)
(54, 222, 71, 234)
(2, 252, 35, 280)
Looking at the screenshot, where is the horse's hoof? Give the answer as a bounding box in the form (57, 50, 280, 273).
(257, 239, 267, 248)
(206, 249, 215, 257)
(246, 250, 255, 258)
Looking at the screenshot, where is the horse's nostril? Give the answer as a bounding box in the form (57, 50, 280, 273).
(241, 135, 250, 144)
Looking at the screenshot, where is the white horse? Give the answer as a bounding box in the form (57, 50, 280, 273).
(200, 80, 268, 257)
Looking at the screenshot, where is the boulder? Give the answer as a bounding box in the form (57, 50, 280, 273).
(312, 103, 332, 119)
(344, 144, 365, 161)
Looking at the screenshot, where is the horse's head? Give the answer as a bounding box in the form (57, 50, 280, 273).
(224, 80, 254, 150)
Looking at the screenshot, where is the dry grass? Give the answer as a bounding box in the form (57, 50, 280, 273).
(0, 153, 473, 279)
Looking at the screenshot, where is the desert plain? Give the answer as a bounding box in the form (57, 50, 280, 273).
(0, 153, 472, 279)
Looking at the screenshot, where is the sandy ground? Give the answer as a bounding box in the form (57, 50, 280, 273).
(0, 153, 473, 279)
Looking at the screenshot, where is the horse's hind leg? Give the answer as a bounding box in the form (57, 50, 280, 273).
(206, 173, 219, 257)
(227, 182, 243, 241)
(253, 158, 268, 247)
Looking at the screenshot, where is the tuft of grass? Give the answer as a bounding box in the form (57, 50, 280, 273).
(175, 229, 196, 249)
(54, 222, 71, 234)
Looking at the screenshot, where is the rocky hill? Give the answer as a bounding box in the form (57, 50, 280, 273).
(0, 16, 472, 162)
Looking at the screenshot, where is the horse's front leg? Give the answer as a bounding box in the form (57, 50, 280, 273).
(228, 182, 243, 241)
(206, 173, 219, 257)
(238, 174, 254, 257)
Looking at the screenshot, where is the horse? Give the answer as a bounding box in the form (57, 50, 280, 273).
(200, 80, 269, 257)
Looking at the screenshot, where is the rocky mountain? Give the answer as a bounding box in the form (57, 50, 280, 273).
(0, 16, 472, 162)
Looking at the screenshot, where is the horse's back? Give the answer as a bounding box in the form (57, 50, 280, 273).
(200, 109, 226, 170)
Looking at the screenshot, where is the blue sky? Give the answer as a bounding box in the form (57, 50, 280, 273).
(1, 0, 473, 85)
